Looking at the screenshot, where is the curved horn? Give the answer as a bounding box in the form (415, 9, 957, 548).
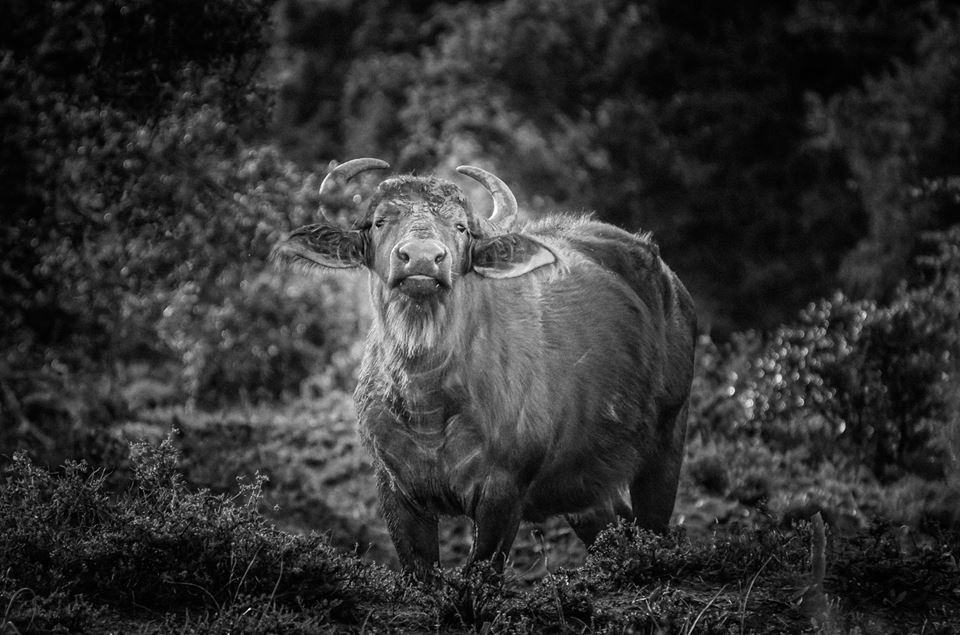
(456, 165, 518, 230)
(318, 158, 390, 219)
(319, 158, 390, 196)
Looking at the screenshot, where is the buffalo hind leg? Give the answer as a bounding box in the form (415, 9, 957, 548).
(377, 475, 439, 578)
(630, 403, 688, 531)
(566, 499, 632, 549)
(469, 474, 523, 571)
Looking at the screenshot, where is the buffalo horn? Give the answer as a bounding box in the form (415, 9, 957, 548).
(456, 165, 518, 229)
(318, 158, 390, 218)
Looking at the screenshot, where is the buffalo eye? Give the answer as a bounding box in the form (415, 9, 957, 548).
(455, 223, 467, 233)
(374, 218, 385, 228)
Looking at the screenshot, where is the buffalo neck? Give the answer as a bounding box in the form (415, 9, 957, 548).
(369, 279, 466, 429)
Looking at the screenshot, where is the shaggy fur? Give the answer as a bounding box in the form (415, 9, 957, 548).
(276, 173, 697, 577)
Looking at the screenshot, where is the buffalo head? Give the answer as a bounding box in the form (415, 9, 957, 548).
(273, 159, 557, 303)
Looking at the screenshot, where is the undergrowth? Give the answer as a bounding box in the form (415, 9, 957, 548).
(3, 438, 959, 633)
(0, 434, 397, 633)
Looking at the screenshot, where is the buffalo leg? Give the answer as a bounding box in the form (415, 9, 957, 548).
(377, 475, 439, 576)
(468, 475, 522, 570)
(566, 498, 631, 548)
(630, 402, 688, 530)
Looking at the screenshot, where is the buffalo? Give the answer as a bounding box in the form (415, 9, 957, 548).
(273, 158, 696, 577)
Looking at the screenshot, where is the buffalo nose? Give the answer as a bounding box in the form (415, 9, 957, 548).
(396, 240, 447, 265)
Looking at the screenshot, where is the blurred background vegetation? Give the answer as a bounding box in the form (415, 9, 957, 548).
(2, 0, 960, 566)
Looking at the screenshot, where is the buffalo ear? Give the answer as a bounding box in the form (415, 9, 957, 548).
(471, 234, 556, 279)
(271, 224, 366, 271)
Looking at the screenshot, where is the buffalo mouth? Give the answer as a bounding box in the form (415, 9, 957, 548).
(395, 274, 445, 299)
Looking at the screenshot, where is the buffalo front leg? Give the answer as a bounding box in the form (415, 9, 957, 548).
(468, 474, 523, 571)
(376, 473, 439, 577)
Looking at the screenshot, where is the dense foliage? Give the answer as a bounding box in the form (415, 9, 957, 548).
(278, 0, 960, 332)
(0, 0, 368, 463)
(3, 0, 959, 432)
(693, 224, 960, 483)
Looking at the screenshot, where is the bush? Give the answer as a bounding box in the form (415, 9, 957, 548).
(0, 434, 396, 632)
(760, 226, 959, 479)
(689, 332, 761, 439)
(0, 69, 352, 456)
(1, 0, 274, 369)
(693, 225, 960, 480)
(0, 0, 376, 464)
(157, 270, 364, 408)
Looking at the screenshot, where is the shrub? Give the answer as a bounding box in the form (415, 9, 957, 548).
(0, 434, 396, 632)
(692, 225, 960, 480)
(0, 0, 374, 463)
(688, 332, 761, 440)
(758, 226, 960, 479)
(157, 271, 364, 408)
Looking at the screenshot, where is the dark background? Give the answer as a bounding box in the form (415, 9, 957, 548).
(3, 1, 959, 390)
